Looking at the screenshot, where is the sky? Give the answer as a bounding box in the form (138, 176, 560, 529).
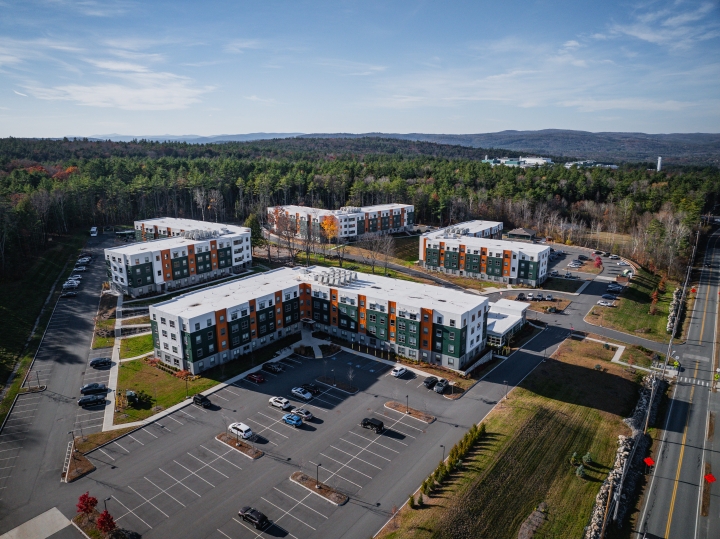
(1, 0, 719, 137)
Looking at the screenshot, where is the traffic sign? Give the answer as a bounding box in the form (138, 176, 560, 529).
(705, 474, 716, 483)
(643, 457, 655, 467)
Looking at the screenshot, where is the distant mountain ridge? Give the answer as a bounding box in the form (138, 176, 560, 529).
(86, 130, 720, 165)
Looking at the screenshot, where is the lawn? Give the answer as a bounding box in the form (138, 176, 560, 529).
(508, 295, 571, 313)
(541, 277, 586, 293)
(0, 232, 86, 425)
(379, 339, 637, 539)
(92, 318, 115, 349)
(119, 333, 154, 359)
(115, 333, 301, 424)
(392, 235, 420, 263)
(121, 315, 150, 326)
(294, 252, 433, 285)
(554, 337, 617, 364)
(585, 269, 678, 342)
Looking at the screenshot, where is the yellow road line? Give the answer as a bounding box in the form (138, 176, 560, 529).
(699, 235, 719, 343)
(665, 362, 700, 537)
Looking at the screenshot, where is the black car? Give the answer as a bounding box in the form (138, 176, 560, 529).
(89, 357, 112, 368)
(578, 254, 589, 261)
(60, 291, 78, 298)
(361, 417, 384, 433)
(516, 292, 526, 301)
(601, 294, 618, 300)
(301, 383, 321, 396)
(192, 394, 211, 408)
(78, 395, 105, 407)
(238, 507, 269, 530)
(262, 362, 283, 374)
(423, 376, 439, 389)
(80, 383, 107, 395)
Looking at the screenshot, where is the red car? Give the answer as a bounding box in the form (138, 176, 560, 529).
(246, 373, 265, 383)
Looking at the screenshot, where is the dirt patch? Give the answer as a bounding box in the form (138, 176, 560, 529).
(709, 412, 715, 440)
(553, 337, 617, 365)
(75, 427, 137, 454)
(294, 345, 315, 358)
(290, 471, 348, 505)
(702, 462, 712, 517)
(316, 376, 358, 394)
(508, 296, 571, 313)
(98, 293, 118, 319)
(385, 401, 436, 423)
(216, 433, 264, 459)
(64, 451, 96, 482)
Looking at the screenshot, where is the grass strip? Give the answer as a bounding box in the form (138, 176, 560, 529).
(119, 333, 154, 359)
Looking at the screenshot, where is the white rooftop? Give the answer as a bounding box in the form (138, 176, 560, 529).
(154, 265, 487, 319)
(433, 220, 502, 235)
(486, 300, 527, 336)
(107, 236, 218, 256)
(272, 203, 411, 217)
(491, 299, 529, 314)
(136, 217, 249, 235)
(424, 233, 550, 255)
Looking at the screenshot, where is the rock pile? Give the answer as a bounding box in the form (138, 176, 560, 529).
(667, 287, 682, 334)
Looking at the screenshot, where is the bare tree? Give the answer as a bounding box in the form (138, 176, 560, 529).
(378, 234, 395, 275)
(358, 233, 382, 274)
(194, 188, 208, 221)
(273, 211, 301, 264)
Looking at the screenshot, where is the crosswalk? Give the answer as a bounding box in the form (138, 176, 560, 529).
(677, 377, 712, 387)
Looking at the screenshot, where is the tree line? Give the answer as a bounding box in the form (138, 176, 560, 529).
(0, 137, 717, 279)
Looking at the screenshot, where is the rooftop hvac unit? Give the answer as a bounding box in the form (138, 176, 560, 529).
(313, 274, 319, 281)
(353, 271, 358, 280)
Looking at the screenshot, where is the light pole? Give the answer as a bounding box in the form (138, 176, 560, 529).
(406, 395, 409, 414)
(316, 463, 322, 489)
(440, 444, 445, 462)
(103, 497, 111, 512)
(185, 376, 188, 398)
(504, 380, 509, 400)
(332, 368, 335, 386)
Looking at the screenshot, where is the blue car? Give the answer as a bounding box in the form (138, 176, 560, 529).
(282, 413, 303, 427)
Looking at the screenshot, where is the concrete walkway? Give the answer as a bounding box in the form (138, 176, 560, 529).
(0, 507, 70, 539)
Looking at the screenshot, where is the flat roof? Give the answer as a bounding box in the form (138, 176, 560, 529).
(423, 234, 550, 254)
(430, 220, 503, 236)
(136, 217, 249, 235)
(153, 265, 487, 319)
(486, 311, 524, 336)
(106, 236, 214, 256)
(271, 203, 412, 217)
(491, 299, 529, 313)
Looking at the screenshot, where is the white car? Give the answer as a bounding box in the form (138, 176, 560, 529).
(616, 261, 629, 266)
(73, 266, 87, 272)
(268, 396, 292, 410)
(228, 422, 253, 439)
(291, 387, 313, 401)
(609, 255, 620, 260)
(69, 274, 83, 280)
(293, 408, 313, 420)
(597, 300, 614, 307)
(391, 366, 407, 378)
(77, 258, 91, 264)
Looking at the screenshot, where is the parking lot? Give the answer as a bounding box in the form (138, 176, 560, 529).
(84, 350, 465, 539)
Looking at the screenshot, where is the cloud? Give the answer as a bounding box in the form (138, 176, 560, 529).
(13, 90, 28, 97)
(560, 98, 693, 112)
(41, 0, 136, 17)
(563, 40, 580, 49)
(244, 95, 275, 104)
(225, 39, 262, 53)
(611, 1, 720, 49)
(86, 59, 149, 72)
(318, 59, 387, 76)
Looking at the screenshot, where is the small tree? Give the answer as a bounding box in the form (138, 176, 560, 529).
(408, 493, 416, 509)
(96, 510, 117, 534)
(594, 257, 602, 269)
(76, 492, 98, 522)
(582, 452, 593, 464)
(570, 452, 578, 466)
(576, 464, 586, 478)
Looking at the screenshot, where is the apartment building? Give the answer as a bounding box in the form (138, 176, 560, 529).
(266, 203, 414, 240)
(442, 220, 503, 239)
(419, 228, 550, 287)
(149, 265, 489, 374)
(105, 221, 251, 297)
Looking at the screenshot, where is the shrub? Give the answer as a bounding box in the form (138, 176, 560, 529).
(76, 492, 97, 518)
(576, 464, 586, 478)
(96, 510, 117, 533)
(174, 369, 190, 379)
(570, 452, 578, 466)
(408, 494, 415, 509)
(582, 452, 593, 464)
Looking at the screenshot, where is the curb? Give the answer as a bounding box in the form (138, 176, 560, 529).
(71, 520, 93, 539)
(215, 434, 263, 460)
(383, 402, 435, 424)
(289, 476, 348, 506)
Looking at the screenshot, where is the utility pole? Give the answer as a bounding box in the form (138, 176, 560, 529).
(440, 444, 445, 462)
(316, 463, 322, 489)
(504, 380, 508, 400)
(406, 394, 409, 414)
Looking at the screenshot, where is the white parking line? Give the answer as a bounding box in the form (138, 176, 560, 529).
(179, 410, 195, 420)
(0, 438, 24, 445)
(75, 410, 104, 418)
(173, 460, 215, 487)
(113, 494, 154, 529)
(144, 477, 186, 507)
(330, 445, 383, 468)
(217, 529, 233, 539)
(309, 459, 364, 489)
(128, 485, 169, 518)
(115, 442, 130, 453)
(199, 445, 242, 470)
(167, 415, 184, 425)
(273, 487, 329, 518)
(261, 495, 317, 530)
(159, 468, 201, 497)
(319, 452, 373, 479)
(338, 439, 391, 460)
(128, 435, 145, 446)
(142, 428, 158, 439)
(155, 422, 171, 432)
(187, 453, 229, 478)
(246, 416, 289, 439)
(222, 387, 242, 396)
(99, 449, 115, 461)
(346, 431, 399, 453)
(0, 447, 23, 453)
(214, 393, 229, 400)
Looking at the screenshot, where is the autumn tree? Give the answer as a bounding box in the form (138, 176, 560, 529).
(320, 216, 349, 267)
(96, 510, 117, 534)
(269, 209, 301, 264)
(76, 492, 98, 523)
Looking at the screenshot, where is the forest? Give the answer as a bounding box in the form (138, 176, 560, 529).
(1, 136, 718, 279)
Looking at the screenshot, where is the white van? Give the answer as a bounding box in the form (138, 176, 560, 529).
(229, 422, 253, 439)
(90, 226, 98, 237)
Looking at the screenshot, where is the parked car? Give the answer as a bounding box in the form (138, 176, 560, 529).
(261, 362, 284, 374)
(269, 397, 292, 410)
(89, 357, 111, 368)
(361, 417, 384, 433)
(192, 394, 211, 408)
(607, 285, 623, 292)
(282, 413, 303, 427)
(80, 383, 107, 395)
(434, 378, 449, 394)
(527, 292, 534, 300)
(73, 266, 87, 272)
(60, 291, 78, 298)
(616, 261, 629, 266)
(593, 250, 603, 255)
(238, 507, 268, 530)
(550, 248, 555, 252)
(609, 255, 620, 260)
(516, 292, 526, 301)
(545, 294, 554, 302)
(705, 263, 712, 268)
(423, 376, 439, 389)
(597, 300, 614, 307)
(292, 408, 313, 420)
(300, 383, 321, 395)
(78, 395, 105, 407)
(229, 422, 253, 439)
(291, 387, 313, 401)
(391, 366, 407, 378)
(601, 294, 618, 300)
(535, 294, 545, 301)
(549, 270, 559, 277)
(69, 275, 83, 282)
(245, 373, 265, 383)
(578, 255, 589, 261)
(77, 258, 91, 264)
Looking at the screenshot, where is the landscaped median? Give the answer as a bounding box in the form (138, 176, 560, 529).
(119, 333, 154, 359)
(541, 277, 586, 293)
(290, 471, 349, 506)
(385, 401, 435, 423)
(376, 336, 639, 539)
(216, 432, 264, 459)
(508, 294, 571, 313)
(64, 451, 95, 483)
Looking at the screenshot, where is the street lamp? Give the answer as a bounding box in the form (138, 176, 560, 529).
(316, 463, 322, 489)
(504, 380, 509, 400)
(332, 368, 335, 386)
(440, 444, 445, 462)
(103, 497, 111, 512)
(406, 395, 409, 414)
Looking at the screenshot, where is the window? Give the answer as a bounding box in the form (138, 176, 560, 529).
(196, 348, 203, 357)
(172, 346, 178, 354)
(208, 344, 215, 353)
(161, 317, 166, 325)
(162, 330, 168, 337)
(449, 333, 455, 341)
(171, 333, 177, 341)
(163, 343, 169, 349)
(423, 314, 429, 322)
(220, 328, 226, 336)
(448, 345, 455, 353)
(368, 314, 376, 323)
(231, 312, 238, 320)
(195, 323, 200, 331)
(206, 319, 211, 327)
(435, 329, 442, 338)
(450, 319, 456, 327)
